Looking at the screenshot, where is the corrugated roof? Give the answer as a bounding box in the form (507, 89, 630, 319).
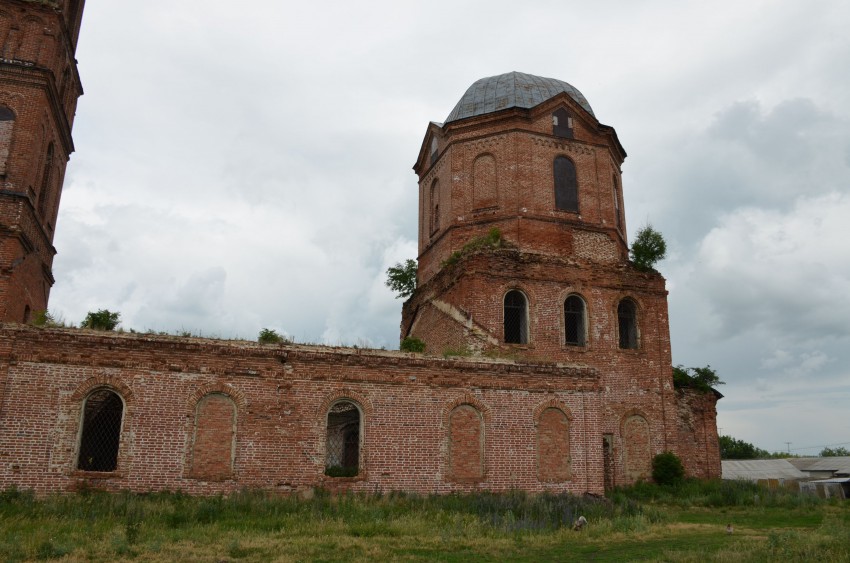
(721, 459, 808, 481)
(788, 456, 850, 475)
(445, 71, 595, 124)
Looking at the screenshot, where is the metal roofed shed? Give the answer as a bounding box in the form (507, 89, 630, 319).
(788, 456, 850, 478)
(445, 71, 596, 124)
(721, 459, 809, 482)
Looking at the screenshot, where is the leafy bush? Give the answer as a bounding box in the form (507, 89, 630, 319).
(652, 451, 684, 485)
(80, 309, 120, 331)
(819, 446, 849, 457)
(385, 259, 418, 299)
(672, 364, 724, 393)
(400, 336, 426, 353)
(630, 224, 666, 272)
(257, 328, 287, 344)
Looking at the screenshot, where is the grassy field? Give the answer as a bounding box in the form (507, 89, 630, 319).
(0, 482, 848, 562)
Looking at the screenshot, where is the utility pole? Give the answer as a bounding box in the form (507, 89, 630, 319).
(785, 442, 792, 454)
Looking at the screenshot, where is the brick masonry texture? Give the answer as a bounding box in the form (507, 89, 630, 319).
(0, 0, 84, 322)
(0, 3, 720, 496)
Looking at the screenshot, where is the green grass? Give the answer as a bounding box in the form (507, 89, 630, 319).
(0, 482, 847, 561)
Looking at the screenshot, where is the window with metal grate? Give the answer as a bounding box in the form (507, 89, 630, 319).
(564, 295, 586, 346)
(325, 401, 361, 477)
(618, 299, 638, 349)
(77, 389, 123, 472)
(504, 290, 528, 344)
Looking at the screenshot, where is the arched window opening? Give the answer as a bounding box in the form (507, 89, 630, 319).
(23, 305, 31, 324)
(37, 142, 54, 217)
(552, 108, 573, 139)
(612, 175, 622, 230)
(430, 136, 439, 165)
(554, 156, 578, 212)
(618, 299, 638, 349)
(449, 404, 484, 481)
(564, 295, 586, 346)
(472, 153, 497, 209)
(0, 105, 15, 176)
(326, 400, 361, 477)
(623, 414, 651, 481)
(190, 393, 236, 480)
(429, 180, 440, 234)
(504, 290, 528, 344)
(77, 389, 123, 472)
(537, 407, 571, 482)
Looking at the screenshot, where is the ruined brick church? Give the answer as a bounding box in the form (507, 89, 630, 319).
(0, 0, 720, 495)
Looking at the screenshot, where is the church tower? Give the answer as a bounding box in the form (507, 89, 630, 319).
(0, 0, 85, 323)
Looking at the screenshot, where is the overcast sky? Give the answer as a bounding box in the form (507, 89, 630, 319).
(52, 0, 850, 455)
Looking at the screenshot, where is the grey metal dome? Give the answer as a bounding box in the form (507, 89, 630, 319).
(445, 71, 594, 124)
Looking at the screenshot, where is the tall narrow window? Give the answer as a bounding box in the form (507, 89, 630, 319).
(190, 394, 236, 480)
(537, 407, 571, 482)
(449, 404, 484, 481)
(472, 154, 497, 209)
(77, 389, 123, 472)
(552, 108, 573, 139)
(430, 136, 439, 165)
(554, 156, 578, 212)
(618, 299, 638, 349)
(564, 295, 586, 346)
(0, 106, 15, 176)
(504, 290, 528, 344)
(326, 400, 362, 477)
(429, 180, 440, 234)
(23, 305, 31, 324)
(612, 175, 622, 230)
(37, 142, 54, 217)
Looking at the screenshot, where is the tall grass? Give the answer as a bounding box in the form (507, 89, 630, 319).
(0, 484, 847, 561)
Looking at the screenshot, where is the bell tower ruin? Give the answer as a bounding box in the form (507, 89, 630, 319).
(0, 0, 85, 322)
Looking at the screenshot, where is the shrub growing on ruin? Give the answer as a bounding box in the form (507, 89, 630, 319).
(80, 309, 120, 331)
(258, 328, 287, 344)
(400, 336, 426, 353)
(385, 259, 418, 299)
(630, 224, 666, 272)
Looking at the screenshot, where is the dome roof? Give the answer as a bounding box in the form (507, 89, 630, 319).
(445, 71, 594, 124)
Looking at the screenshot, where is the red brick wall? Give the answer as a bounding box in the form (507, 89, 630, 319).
(0, 0, 83, 321)
(0, 325, 610, 495)
(537, 407, 571, 482)
(189, 394, 236, 481)
(448, 405, 484, 481)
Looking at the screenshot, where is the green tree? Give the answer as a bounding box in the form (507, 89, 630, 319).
(80, 309, 120, 331)
(652, 451, 685, 485)
(819, 446, 849, 457)
(719, 435, 773, 460)
(630, 224, 667, 272)
(258, 328, 287, 344)
(400, 336, 426, 353)
(385, 259, 417, 299)
(672, 364, 725, 393)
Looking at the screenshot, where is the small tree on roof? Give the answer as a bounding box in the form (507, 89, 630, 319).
(630, 224, 667, 272)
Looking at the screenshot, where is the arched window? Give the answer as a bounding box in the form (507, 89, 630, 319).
(325, 400, 362, 477)
(618, 299, 638, 349)
(0, 105, 15, 176)
(23, 305, 31, 324)
(552, 108, 573, 139)
(430, 136, 439, 165)
(504, 290, 528, 344)
(448, 404, 484, 481)
(564, 295, 586, 346)
(623, 414, 651, 481)
(537, 407, 571, 482)
(37, 142, 54, 217)
(612, 175, 622, 230)
(429, 180, 440, 234)
(190, 393, 236, 480)
(472, 153, 497, 209)
(77, 389, 124, 472)
(554, 156, 578, 212)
